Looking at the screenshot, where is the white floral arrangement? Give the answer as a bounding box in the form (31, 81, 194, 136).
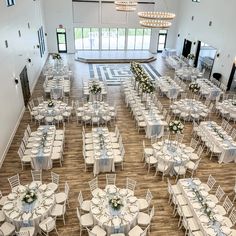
(139, 80, 155, 94)
(169, 120, 184, 134)
(48, 100, 54, 108)
(52, 53, 61, 60)
(22, 189, 37, 204)
(187, 53, 195, 60)
(189, 83, 200, 93)
(109, 195, 123, 210)
(89, 82, 102, 95)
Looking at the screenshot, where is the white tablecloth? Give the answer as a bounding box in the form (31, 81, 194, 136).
(156, 76, 183, 99)
(30, 126, 56, 170)
(90, 127, 116, 176)
(3, 183, 55, 235)
(177, 178, 232, 236)
(197, 79, 222, 100)
(90, 185, 139, 235)
(199, 121, 236, 163)
(152, 140, 191, 175)
(172, 99, 209, 120)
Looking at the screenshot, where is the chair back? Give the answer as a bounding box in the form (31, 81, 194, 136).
(106, 174, 116, 186)
(149, 205, 155, 219)
(26, 124, 31, 136)
(207, 174, 216, 191)
(126, 178, 136, 192)
(17, 231, 31, 236)
(146, 189, 153, 205)
(45, 218, 55, 233)
(78, 191, 84, 207)
(140, 225, 150, 236)
(215, 185, 225, 202)
(231, 129, 236, 140)
(88, 177, 99, 193)
(76, 207, 81, 222)
(229, 208, 236, 226)
(225, 123, 232, 134)
(31, 170, 42, 182)
(197, 145, 203, 157)
(8, 174, 20, 190)
(221, 119, 228, 130)
(223, 196, 233, 214)
(65, 182, 70, 197)
(51, 172, 59, 185)
(190, 138, 198, 150)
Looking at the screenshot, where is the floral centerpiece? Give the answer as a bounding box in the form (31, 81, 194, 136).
(189, 83, 200, 93)
(48, 100, 54, 108)
(89, 82, 102, 95)
(139, 80, 155, 94)
(52, 53, 61, 60)
(22, 189, 37, 204)
(109, 195, 123, 211)
(187, 53, 195, 60)
(169, 120, 184, 134)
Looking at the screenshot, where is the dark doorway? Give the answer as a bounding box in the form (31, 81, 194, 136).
(182, 39, 192, 58)
(194, 40, 201, 67)
(56, 28, 67, 53)
(20, 66, 31, 107)
(227, 63, 236, 91)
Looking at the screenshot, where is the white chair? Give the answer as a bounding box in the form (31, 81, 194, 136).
(0, 222, 15, 236)
(223, 207, 236, 228)
(17, 227, 35, 236)
(83, 149, 94, 172)
(17, 148, 31, 170)
(76, 207, 94, 236)
(0, 210, 5, 222)
(142, 140, 153, 161)
(186, 138, 198, 153)
(201, 174, 216, 192)
(215, 196, 233, 216)
(128, 224, 150, 236)
(138, 189, 153, 212)
(208, 185, 225, 204)
(155, 160, 168, 181)
(174, 164, 186, 182)
(88, 177, 103, 197)
(51, 150, 63, 167)
(189, 145, 203, 161)
(47, 172, 59, 192)
(78, 191, 91, 213)
(55, 182, 69, 206)
(167, 178, 181, 205)
(86, 226, 106, 236)
(39, 216, 59, 236)
(106, 174, 116, 189)
(51, 201, 67, 225)
(186, 158, 202, 177)
(137, 206, 154, 227)
(114, 145, 125, 170)
(31, 170, 42, 185)
(8, 174, 21, 191)
(126, 178, 136, 196)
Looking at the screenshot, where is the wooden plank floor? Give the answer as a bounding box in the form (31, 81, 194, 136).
(0, 54, 236, 236)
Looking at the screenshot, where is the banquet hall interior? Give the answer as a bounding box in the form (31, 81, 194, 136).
(1, 0, 236, 235)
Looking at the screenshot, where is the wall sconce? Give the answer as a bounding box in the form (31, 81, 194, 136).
(216, 53, 220, 58)
(14, 77, 19, 84)
(36, 45, 40, 48)
(27, 58, 32, 63)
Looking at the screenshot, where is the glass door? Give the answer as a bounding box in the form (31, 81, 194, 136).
(157, 30, 167, 52)
(56, 28, 67, 53)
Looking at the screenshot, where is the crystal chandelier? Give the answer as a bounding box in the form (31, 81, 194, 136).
(137, 0, 175, 28)
(139, 19, 172, 28)
(138, 11, 175, 20)
(115, 0, 137, 12)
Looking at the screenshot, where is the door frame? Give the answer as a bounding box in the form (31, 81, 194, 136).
(56, 29, 67, 53)
(157, 31, 167, 53)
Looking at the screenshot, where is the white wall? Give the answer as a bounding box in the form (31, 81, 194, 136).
(176, 0, 236, 85)
(0, 0, 48, 166)
(42, 0, 74, 53)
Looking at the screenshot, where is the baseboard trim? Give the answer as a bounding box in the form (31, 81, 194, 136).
(0, 106, 25, 168)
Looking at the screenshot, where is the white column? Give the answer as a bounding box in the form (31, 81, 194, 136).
(149, 28, 158, 54)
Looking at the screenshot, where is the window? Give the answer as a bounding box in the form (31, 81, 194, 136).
(74, 28, 99, 50)
(6, 0, 15, 7)
(38, 26, 46, 57)
(157, 30, 168, 52)
(127, 28, 151, 50)
(74, 27, 151, 51)
(192, 0, 200, 2)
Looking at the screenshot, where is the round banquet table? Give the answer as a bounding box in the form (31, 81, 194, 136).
(152, 140, 192, 176)
(2, 183, 55, 235)
(90, 185, 139, 235)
